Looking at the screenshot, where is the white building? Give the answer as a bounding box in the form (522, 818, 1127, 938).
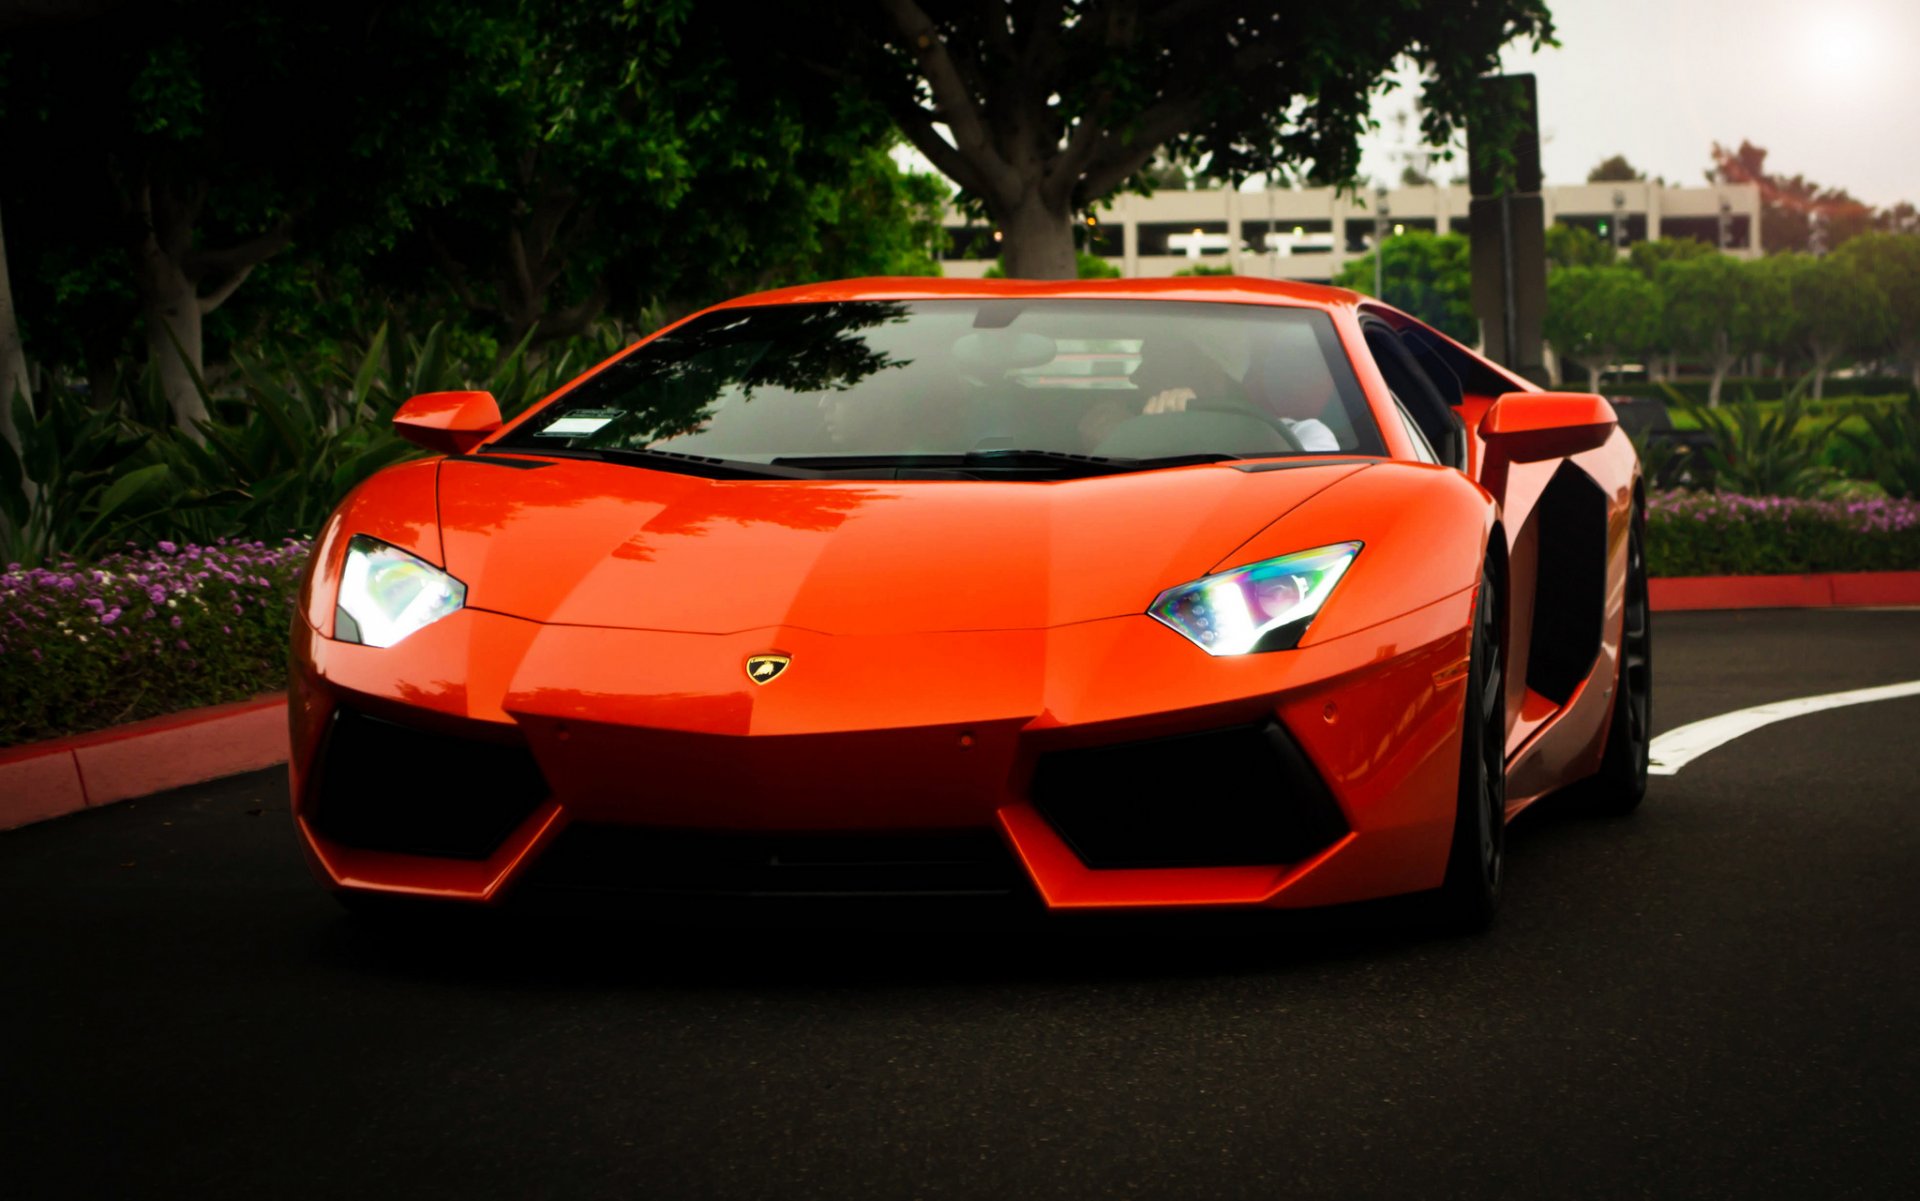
(940, 181, 1764, 280)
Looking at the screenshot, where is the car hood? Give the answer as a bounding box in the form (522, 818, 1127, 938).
(435, 456, 1368, 635)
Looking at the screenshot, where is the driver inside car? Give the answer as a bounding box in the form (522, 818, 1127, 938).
(1077, 336, 1245, 450)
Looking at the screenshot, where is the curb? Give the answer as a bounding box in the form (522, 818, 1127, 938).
(1650, 571, 1920, 612)
(0, 694, 288, 832)
(4, 567, 1920, 831)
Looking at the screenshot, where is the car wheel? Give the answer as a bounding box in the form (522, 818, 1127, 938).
(1575, 502, 1653, 815)
(1434, 563, 1506, 931)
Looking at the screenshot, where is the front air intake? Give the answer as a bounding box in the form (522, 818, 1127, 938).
(1030, 720, 1347, 869)
(307, 708, 549, 860)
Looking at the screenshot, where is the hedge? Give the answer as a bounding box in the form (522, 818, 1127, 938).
(1646, 490, 1920, 577)
(0, 539, 308, 748)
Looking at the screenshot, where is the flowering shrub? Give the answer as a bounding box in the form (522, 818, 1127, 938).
(0, 539, 310, 748)
(1647, 490, 1920, 577)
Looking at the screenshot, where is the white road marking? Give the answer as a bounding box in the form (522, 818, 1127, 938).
(1649, 680, 1920, 775)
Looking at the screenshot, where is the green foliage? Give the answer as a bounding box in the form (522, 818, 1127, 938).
(1834, 232, 1920, 388)
(1587, 155, 1645, 183)
(0, 540, 308, 748)
(1839, 394, 1920, 499)
(1657, 254, 1786, 402)
(1545, 266, 1661, 388)
(1646, 491, 1920, 577)
(750, 2, 1555, 275)
(1546, 225, 1617, 270)
(1683, 392, 1842, 498)
(1628, 238, 1715, 279)
(1173, 263, 1236, 276)
(0, 391, 176, 568)
(983, 252, 1121, 280)
(0, 324, 611, 566)
(1334, 231, 1474, 343)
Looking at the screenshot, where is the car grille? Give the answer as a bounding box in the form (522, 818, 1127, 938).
(308, 708, 549, 860)
(1029, 720, 1347, 869)
(519, 827, 1029, 900)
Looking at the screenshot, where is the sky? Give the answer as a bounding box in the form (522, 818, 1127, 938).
(1356, 0, 1920, 206)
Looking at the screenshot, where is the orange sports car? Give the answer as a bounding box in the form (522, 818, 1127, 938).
(290, 277, 1648, 928)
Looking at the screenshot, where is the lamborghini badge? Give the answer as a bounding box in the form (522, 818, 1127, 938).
(745, 653, 791, 685)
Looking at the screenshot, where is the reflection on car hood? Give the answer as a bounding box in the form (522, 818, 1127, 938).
(436, 455, 1368, 634)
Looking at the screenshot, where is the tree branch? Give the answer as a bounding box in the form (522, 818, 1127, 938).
(879, 0, 1017, 199)
(884, 93, 995, 200)
(184, 219, 293, 285)
(1072, 94, 1210, 207)
(195, 262, 256, 316)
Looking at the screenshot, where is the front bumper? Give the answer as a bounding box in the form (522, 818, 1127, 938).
(289, 591, 1474, 912)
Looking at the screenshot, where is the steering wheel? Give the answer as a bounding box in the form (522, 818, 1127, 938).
(1184, 402, 1306, 453)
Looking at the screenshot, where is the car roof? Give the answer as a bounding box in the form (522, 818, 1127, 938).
(711, 274, 1364, 313)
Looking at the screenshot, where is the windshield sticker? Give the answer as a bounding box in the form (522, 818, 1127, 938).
(539, 411, 622, 436)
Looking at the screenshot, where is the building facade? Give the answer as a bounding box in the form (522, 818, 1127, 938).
(941, 181, 1764, 281)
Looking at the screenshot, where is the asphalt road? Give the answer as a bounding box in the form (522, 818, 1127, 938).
(4, 608, 1918, 1200)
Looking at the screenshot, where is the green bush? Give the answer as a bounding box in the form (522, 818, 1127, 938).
(0, 322, 615, 566)
(1838, 394, 1920, 499)
(1647, 490, 1920, 576)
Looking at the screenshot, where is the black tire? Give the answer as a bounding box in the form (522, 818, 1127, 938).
(1433, 563, 1507, 932)
(1574, 502, 1653, 815)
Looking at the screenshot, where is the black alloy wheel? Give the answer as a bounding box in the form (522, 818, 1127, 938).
(1434, 563, 1506, 931)
(1578, 502, 1653, 815)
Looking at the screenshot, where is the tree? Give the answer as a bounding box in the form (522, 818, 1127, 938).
(1877, 202, 1920, 236)
(1658, 254, 1779, 405)
(1333, 230, 1474, 343)
(1775, 253, 1891, 399)
(1544, 266, 1660, 391)
(1546, 224, 1616, 270)
(1587, 154, 1644, 183)
(1628, 237, 1714, 279)
(1710, 140, 1874, 255)
(404, 3, 950, 343)
(764, 1, 1554, 278)
(0, 2, 492, 432)
(1833, 233, 1920, 396)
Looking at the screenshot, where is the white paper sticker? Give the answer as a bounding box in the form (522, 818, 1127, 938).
(540, 415, 617, 436)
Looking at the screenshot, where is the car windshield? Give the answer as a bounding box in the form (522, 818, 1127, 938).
(492, 299, 1384, 477)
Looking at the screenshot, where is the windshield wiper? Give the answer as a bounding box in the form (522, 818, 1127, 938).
(481, 444, 808, 481)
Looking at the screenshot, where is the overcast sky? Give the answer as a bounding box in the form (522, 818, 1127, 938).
(1356, 0, 1920, 206)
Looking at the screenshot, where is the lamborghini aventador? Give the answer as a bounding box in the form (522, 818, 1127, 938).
(290, 277, 1649, 928)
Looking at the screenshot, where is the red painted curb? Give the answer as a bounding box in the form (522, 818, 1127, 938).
(0, 694, 288, 832)
(1650, 571, 1920, 612)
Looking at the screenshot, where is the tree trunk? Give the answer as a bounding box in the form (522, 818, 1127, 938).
(1810, 348, 1831, 402)
(0, 196, 30, 462)
(134, 238, 209, 433)
(1586, 361, 1602, 393)
(997, 192, 1077, 280)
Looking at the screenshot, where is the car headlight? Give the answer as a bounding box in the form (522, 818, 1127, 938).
(1149, 542, 1362, 655)
(334, 534, 466, 648)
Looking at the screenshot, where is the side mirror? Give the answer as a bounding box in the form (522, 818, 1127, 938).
(1481, 392, 1617, 463)
(393, 391, 502, 455)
